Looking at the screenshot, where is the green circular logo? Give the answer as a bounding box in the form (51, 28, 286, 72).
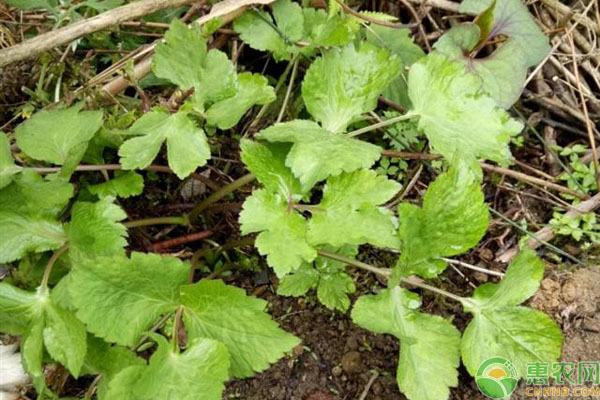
(475, 357, 519, 399)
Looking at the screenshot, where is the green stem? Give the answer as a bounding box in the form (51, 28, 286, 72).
(40, 244, 69, 294)
(276, 56, 299, 123)
(124, 216, 188, 228)
(187, 173, 256, 223)
(347, 113, 418, 138)
(172, 306, 184, 353)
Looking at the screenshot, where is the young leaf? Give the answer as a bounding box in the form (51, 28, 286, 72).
(68, 253, 189, 346)
(153, 20, 236, 107)
(394, 166, 488, 279)
(206, 72, 276, 130)
(66, 197, 128, 260)
(278, 245, 358, 312)
(459, 0, 551, 67)
(88, 171, 144, 198)
(434, 24, 528, 108)
(119, 109, 210, 179)
(14, 103, 103, 165)
(301, 43, 402, 132)
(0, 134, 22, 189)
(407, 53, 523, 165)
(239, 189, 316, 277)
(352, 287, 461, 400)
(181, 279, 300, 377)
(257, 120, 382, 191)
(302, 8, 357, 49)
(308, 169, 401, 248)
(461, 248, 563, 377)
(105, 335, 230, 400)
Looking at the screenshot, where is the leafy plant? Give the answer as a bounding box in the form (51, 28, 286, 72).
(0, 1, 564, 400)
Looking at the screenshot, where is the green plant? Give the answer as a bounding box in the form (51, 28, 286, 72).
(549, 211, 600, 243)
(0, 1, 564, 399)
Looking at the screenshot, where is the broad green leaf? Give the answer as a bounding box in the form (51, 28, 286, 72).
(181, 280, 300, 377)
(408, 53, 523, 164)
(308, 170, 401, 248)
(459, 0, 551, 66)
(240, 189, 316, 277)
(461, 249, 563, 377)
(119, 109, 210, 179)
(153, 20, 236, 107)
(15, 104, 103, 165)
(279, 246, 358, 311)
(434, 23, 528, 108)
(69, 253, 189, 346)
(82, 336, 145, 400)
(206, 72, 276, 129)
(0, 282, 39, 335)
(88, 171, 144, 198)
(22, 317, 45, 392)
(302, 43, 402, 132)
(66, 198, 128, 260)
(302, 8, 356, 49)
(0, 133, 22, 189)
(105, 335, 230, 400)
(352, 287, 461, 400)
(395, 166, 488, 279)
(258, 120, 382, 190)
(240, 139, 302, 197)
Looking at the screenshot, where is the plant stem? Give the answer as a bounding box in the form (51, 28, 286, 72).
(441, 258, 505, 277)
(40, 244, 69, 294)
(187, 173, 256, 223)
(347, 113, 417, 138)
(124, 216, 188, 228)
(172, 306, 184, 353)
(276, 56, 299, 123)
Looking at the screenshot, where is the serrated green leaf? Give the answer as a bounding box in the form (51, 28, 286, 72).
(240, 189, 316, 277)
(69, 253, 189, 346)
(434, 23, 528, 108)
(153, 20, 236, 107)
(206, 72, 276, 129)
(0, 282, 39, 335)
(181, 279, 300, 377)
(308, 169, 401, 248)
(352, 287, 461, 400)
(88, 171, 144, 198)
(240, 139, 302, 197)
(302, 43, 401, 132)
(408, 53, 523, 164)
(15, 104, 103, 165)
(22, 316, 45, 392)
(105, 335, 229, 400)
(0, 134, 22, 189)
(119, 109, 210, 179)
(277, 263, 319, 297)
(66, 197, 128, 260)
(395, 166, 488, 279)
(459, 0, 551, 67)
(461, 249, 563, 377)
(302, 8, 357, 49)
(257, 120, 382, 190)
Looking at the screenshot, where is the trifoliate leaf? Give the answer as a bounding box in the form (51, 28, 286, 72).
(14, 103, 103, 165)
(153, 20, 236, 107)
(302, 43, 402, 132)
(461, 248, 563, 377)
(206, 72, 276, 129)
(240, 189, 316, 277)
(234, 0, 303, 61)
(69, 253, 189, 346)
(459, 0, 551, 67)
(82, 336, 145, 400)
(395, 166, 488, 279)
(0, 134, 21, 189)
(434, 23, 528, 108)
(66, 198, 128, 260)
(240, 139, 302, 197)
(352, 287, 461, 400)
(308, 170, 401, 248)
(407, 53, 523, 164)
(88, 171, 144, 198)
(105, 335, 230, 400)
(279, 245, 358, 312)
(181, 279, 300, 377)
(119, 109, 210, 179)
(257, 120, 382, 190)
